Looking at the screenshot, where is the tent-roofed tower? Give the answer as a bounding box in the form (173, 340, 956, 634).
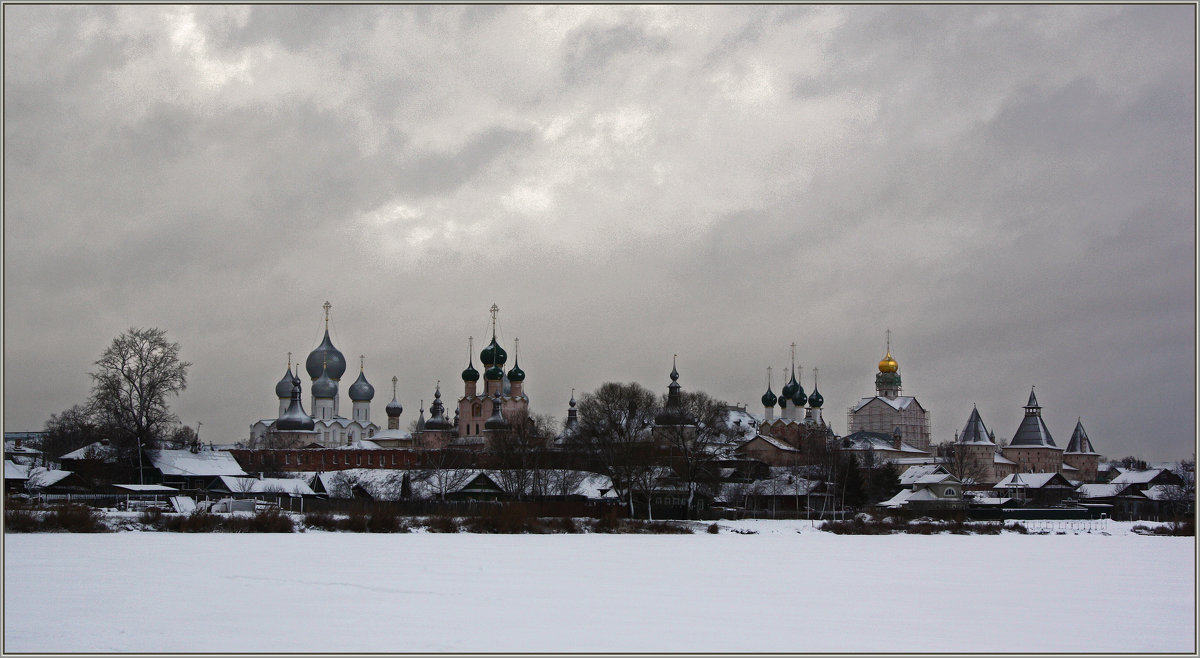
(1001, 387, 1064, 474)
(1063, 418, 1101, 482)
(951, 405, 998, 485)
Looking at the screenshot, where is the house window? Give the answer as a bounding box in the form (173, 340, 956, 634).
(391, 454, 396, 465)
(368, 454, 374, 466)
(945, 488, 956, 496)
(285, 454, 291, 465)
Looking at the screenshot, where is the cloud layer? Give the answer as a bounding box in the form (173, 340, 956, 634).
(4, 5, 1194, 460)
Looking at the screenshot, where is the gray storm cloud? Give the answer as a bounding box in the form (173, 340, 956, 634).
(3, 5, 1194, 460)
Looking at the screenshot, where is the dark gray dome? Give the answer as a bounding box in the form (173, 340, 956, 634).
(386, 395, 403, 418)
(348, 370, 374, 402)
(275, 367, 294, 399)
(312, 366, 337, 399)
(277, 376, 315, 431)
(305, 330, 346, 381)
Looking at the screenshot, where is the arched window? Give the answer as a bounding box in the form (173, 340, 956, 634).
(944, 488, 956, 497)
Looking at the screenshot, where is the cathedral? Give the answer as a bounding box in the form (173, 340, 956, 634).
(250, 302, 380, 448)
(251, 302, 533, 451)
(845, 334, 932, 450)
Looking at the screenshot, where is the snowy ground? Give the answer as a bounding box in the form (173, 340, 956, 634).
(4, 519, 1195, 653)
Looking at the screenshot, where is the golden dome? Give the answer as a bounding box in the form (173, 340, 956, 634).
(878, 351, 898, 373)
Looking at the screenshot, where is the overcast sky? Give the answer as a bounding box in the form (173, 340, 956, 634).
(4, 5, 1195, 461)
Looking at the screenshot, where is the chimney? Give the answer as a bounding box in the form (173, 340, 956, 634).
(892, 426, 903, 451)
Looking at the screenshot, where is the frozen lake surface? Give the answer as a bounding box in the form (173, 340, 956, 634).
(4, 519, 1195, 653)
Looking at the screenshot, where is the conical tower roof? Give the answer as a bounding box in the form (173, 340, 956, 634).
(1065, 419, 1097, 454)
(1009, 388, 1058, 448)
(957, 405, 995, 445)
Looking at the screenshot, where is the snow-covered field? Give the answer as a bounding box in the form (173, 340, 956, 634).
(4, 519, 1195, 653)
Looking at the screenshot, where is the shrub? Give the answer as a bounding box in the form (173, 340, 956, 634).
(367, 512, 407, 533)
(303, 512, 340, 532)
(547, 516, 579, 534)
(46, 504, 107, 533)
(1005, 522, 1028, 534)
(426, 514, 460, 533)
(224, 509, 293, 533)
(139, 507, 164, 526)
(592, 507, 622, 533)
(4, 508, 40, 532)
(707, 523, 720, 534)
(163, 509, 221, 533)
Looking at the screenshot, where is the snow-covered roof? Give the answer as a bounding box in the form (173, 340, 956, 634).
(839, 431, 929, 455)
(213, 476, 315, 496)
(740, 434, 799, 452)
(1140, 485, 1184, 501)
(993, 453, 1016, 465)
(330, 440, 383, 450)
(852, 396, 921, 413)
(1062, 463, 1079, 472)
(370, 429, 413, 440)
(60, 441, 117, 461)
(5, 460, 31, 480)
(145, 449, 247, 477)
(879, 488, 914, 508)
(898, 464, 951, 486)
(1076, 483, 1132, 499)
(993, 472, 1073, 489)
(25, 468, 74, 488)
(112, 484, 179, 493)
(1111, 469, 1170, 485)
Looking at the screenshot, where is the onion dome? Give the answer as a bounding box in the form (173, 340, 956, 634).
(306, 329, 347, 381)
(484, 364, 504, 381)
(807, 387, 823, 408)
(275, 366, 295, 399)
(878, 350, 898, 374)
(507, 357, 525, 382)
(484, 392, 509, 430)
(480, 337, 508, 367)
(792, 381, 807, 407)
(386, 375, 403, 417)
(348, 368, 374, 402)
(312, 364, 337, 399)
(425, 385, 452, 431)
(276, 375, 316, 431)
(462, 359, 480, 382)
(386, 395, 403, 418)
(761, 386, 777, 408)
(781, 371, 799, 399)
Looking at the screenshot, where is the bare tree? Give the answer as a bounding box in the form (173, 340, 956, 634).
(41, 404, 110, 463)
(490, 410, 552, 499)
(89, 327, 191, 482)
(414, 449, 475, 501)
(569, 382, 659, 517)
(659, 391, 737, 519)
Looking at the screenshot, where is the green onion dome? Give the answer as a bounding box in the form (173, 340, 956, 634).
(480, 337, 508, 367)
(792, 384, 807, 407)
(507, 358, 525, 382)
(781, 372, 799, 399)
(461, 359, 480, 382)
(761, 386, 777, 407)
(484, 364, 504, 381)
(808, 388, 823, 408)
